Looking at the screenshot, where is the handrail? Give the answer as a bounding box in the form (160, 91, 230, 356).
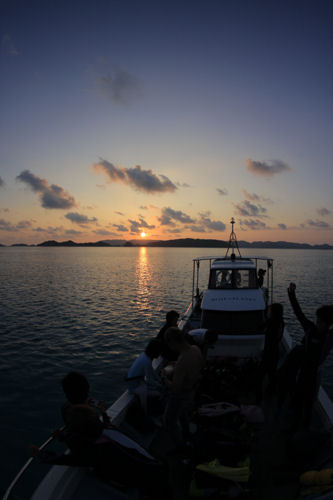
(2, 429, 63, 500)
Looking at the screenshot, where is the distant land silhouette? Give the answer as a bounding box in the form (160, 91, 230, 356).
(1, 238, 332, 250)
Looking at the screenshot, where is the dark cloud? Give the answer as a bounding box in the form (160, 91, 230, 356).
(0, 176, 4, 187)
(307, 219, 331, 229)
(95, 70, 142, 105)
(159, 207, 195, 226)
(176, 182, 191, 188)
(188, 225, 206, 233)
(278, 223, 287, 230)
(317, 207, 331, 216)
(94, 159, 177, 194)
(128, 218, 155, 233)
(113, 224, 129, 232)
(115, 211, 124, 216)
(93, 229, 117, 236)
(240, 219, 266, 230)
(0, 219, 32, 231)
(34, 226, 61, 234)
(246, 159, 291, 178)
(242, 189, 272, 203)
(233, 200, 267, 218)
(17, 170, 76, 209)
(200, 215, 226, 231)
(65, 212, 97, 224)
(216, 188, 228, 196)
(65, 229, 82, 236)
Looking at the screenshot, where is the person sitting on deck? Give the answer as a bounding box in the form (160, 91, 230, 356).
(156, 310, 180, 361)
(162, 327, 204, 449)
(256, 303, 284, 403)
(286, 283, 333, 431)
(126, 339, 163, 414)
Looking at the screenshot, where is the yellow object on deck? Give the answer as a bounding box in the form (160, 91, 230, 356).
(196, 458, 250, 483)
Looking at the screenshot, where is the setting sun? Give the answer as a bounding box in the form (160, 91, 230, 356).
(140, 232, 146, 238)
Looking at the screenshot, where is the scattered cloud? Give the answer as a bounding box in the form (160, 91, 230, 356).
(0, 176, 4, 187)
(278, 223, 287, 230)
(306, 219, 331, 229)
(96, 184, 106, 190)
(242, 189, 272, 203)
(65, 212, 98, 225)
(239, 219, 267, 230)
(0, 208, 10, 212)
(16, 170, 77, 209)
(217, 188, 228, 196)
(93, 229, 117, 236)
(233, 200, 267, 218)
(113, 224, 128, 232)
(94, 159, 177, 194)
(159, 207, 195, 226)
(115, 211, 124, 216)
(65, 229, 82, 236)
(200, 215, 226, 231)
(188, 225, 206, 233)
(2, 34, 19, 56)
(245, 158, 291, 178)
(34, 226, 62, 234)
(317, 207, 331, 217)
(95, 69, 142, 105)
(128, 217, 155, 233)
(0, 219, 33, 231)
(176, 182, 191, 188)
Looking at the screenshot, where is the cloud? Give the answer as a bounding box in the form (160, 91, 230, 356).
(306, 219, 331, 229)
(65, 229, 82, 236)
(200, 215, 226, 231)
(217, 188, 228, 196)
(94, 159, 177, 194)
(0, 176, 4, 187)
(65, 212, 97, 224)
(93, 229, 117, 236)
(113, 224, 128, 232)
(159, 207, 195, 226)
(246, 158, 291, 178)
(16, 170, 77, 209)
(2, 34, 19, 56)
(95, 69, 142, 105)
(115, 211, 124, 216)
(242, 189, 272, 203)
(176, 182, 191, 188)
(34, 226, 62, 234)
(0, 219, 33, 231)
(240, 219, 267, 230)
(233, 200, 267, 217)
(188, 225, 206, 233)
(278, 223, 287, 230)
(128, 218, 155, 233)
(317, 207, 331, 217)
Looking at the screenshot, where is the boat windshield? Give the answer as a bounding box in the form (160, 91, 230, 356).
(209, 269, 257, 290)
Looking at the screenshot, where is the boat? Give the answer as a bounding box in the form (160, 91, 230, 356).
(4, 219, 333, 500)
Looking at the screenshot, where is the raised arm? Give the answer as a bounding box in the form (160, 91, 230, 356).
(287, 282, 312, 332)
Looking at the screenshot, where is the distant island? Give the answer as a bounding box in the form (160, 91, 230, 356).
(1, 238, 332, 249)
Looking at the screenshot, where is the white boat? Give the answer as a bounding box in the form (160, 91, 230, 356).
(4, 220, 333, 500)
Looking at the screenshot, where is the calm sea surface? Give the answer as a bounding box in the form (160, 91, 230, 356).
(1, 247, 333, 495)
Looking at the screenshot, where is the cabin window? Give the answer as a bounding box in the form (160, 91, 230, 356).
(208, 269, 257, 289)
(201, 309, 264, 333)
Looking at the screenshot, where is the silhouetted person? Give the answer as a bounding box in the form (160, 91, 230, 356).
(257, 268, 266, 288)
(287, 283, 333, 430)
(156, 310, 180, 361)
(162, 327, 204, 448)
(256, 303, 284, 403)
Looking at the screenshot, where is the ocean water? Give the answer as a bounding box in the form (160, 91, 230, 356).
(0, 246, 333, 496)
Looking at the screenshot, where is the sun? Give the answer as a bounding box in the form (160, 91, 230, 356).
(140, 231, 146, 238)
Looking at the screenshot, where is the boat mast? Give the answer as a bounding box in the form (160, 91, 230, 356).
(225, 217, 241, 259)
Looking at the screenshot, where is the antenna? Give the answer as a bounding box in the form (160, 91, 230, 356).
(225, 217, 241, 258)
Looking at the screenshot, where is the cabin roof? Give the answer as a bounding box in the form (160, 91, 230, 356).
(211, 259, 256, 270)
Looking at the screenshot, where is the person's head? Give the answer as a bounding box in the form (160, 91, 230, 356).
(316, 305, 333, 334)
(268, 303, 284, 322)
(166, 310, 179, 326)
(62, 371, 90, 404)
(165, 327, 185, 353)
(145, 339, 163, 359)
(258, 268, 266, 276)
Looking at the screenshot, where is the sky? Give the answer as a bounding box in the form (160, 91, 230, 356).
(0, 0, 332, 245)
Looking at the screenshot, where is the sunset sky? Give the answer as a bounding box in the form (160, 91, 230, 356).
(1, 0, 332, 245)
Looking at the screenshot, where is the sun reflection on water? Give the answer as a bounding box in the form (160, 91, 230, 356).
(135, 247, 151, 314)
